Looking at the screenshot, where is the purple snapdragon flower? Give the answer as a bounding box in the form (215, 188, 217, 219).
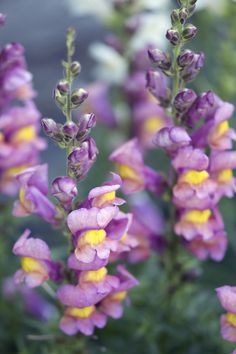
(13, 164, 57, 223)
(216, 286, 236, 343)
(110, 138, 166, 194)
(12, 229, 61, 287)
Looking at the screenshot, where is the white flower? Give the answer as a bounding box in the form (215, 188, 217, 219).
(89, 43, 128, 84)
(64, 0, 113, 20)
(129, 12, 170, 53)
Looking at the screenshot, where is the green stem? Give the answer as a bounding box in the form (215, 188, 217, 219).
(172, 43, 182, 100)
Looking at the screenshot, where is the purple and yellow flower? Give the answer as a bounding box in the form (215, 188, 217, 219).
(187, 230, 227, 261)
(99, 265, 139, 319)
(216, 286, 236, 343)
(0, 102, 46, 195)
(13, 164, 56, 223)
(173, 169, 217, 209)
(67, 206, 131, 268)
(59, 304, 107, 336)
(12, 229, 61, 287)
(175, 207, 224, 242)
(57, 267, 119, 308)
(110, 138, 165, 194)
(0, 42, 35, 113)
(87, 173, 124, 208)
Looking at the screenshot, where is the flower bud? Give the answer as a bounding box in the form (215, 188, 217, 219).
(52, 176, 78, 209)
(182, 24, 197, 40)
(166, 29, 180, 46)
(181, 52, 205, 82)
(62, 121, 78, 138)
(179, 8, 188, 24)
(68, 138, 98, 181)
(79, 113, 96, 131)
(146, 70, 171, 106)
(189, 0, 197, 5)
(71, 89, 88, 107)
(171, 9, 179, 26)
(70, 61, 81, 76)
(177, 50, 194, 67)
(57, 80, 69, 95)
(174, 89, 197, 112)
(148, 49, 171, 71)
(41, 118, 58, 137)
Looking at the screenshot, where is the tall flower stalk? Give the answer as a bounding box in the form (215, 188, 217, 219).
(11, 28, 138, 351)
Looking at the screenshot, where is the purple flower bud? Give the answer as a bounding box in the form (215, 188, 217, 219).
(186, 90, 216, 127)
(148, 49, 171, 71)
(78, 113, 96, 135)
(71, 88, 88, 106)
(70, 61, 81, 76)
(177, 50, 194, 67)
(181, 52, 205, 82)
(68, 138, 98, 181)
(51, 176, 77, 209)
(146, 70, 170, 106)
(62, 121, 79, 138)
(166, 29, 180, 46)
(0, 13, 6, 26)
(41, 118, 59, 137)
(174, 89, 197, 112)
(57, 80, 69, 95)
(182, 24, 197, 40)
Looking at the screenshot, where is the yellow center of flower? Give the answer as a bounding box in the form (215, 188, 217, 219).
(121, 234, 127, 242)
(110, 291, 127, 301)
(19, 187, 26, 204)
(216, 121, 229, 137)
(143, 116, 164, 134)
(94, 191, 116, 208)
(21, 257, 46, 274)
(118, 164, 141, 183)
(67, 306, 95, 318)
(82, 267, 107, 282)
(5, 165, 28, 177)
(184, 210, 211, 224)
(180, 170, 209, 185)
(78, 229, 106, 247)
(226, 313, 236, 327)
(11, 126, 36, 143)
(217, 169, 233, 183)
(0, 132, 4, 142)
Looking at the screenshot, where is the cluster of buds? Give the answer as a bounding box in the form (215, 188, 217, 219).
(41, 29, 97, 182)
(0, 14, 46, 195)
